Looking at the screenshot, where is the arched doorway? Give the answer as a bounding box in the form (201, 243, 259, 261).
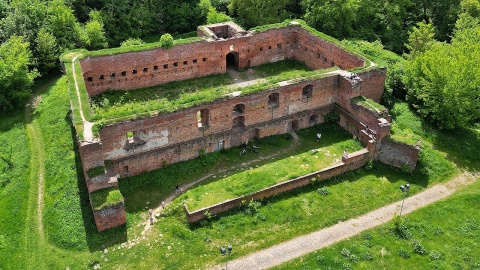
(226, 52, 239, 70)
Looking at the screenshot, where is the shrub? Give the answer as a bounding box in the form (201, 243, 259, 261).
(392, 214, 411, 239)
(317, 187, 331, 195)
(341, 248, 351, 257)
(412, 239, 427, 255)
(398, 248, 411, 259)
(324, 111, 340, 123)
(429, 250, 442, 261)
(160, 34, 174, 49)
(243, 199, 261, 215)
(120, 38, 145, 47)
(365, 160, 374, 170)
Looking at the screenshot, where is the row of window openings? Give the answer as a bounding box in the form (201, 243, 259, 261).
(88, 58, 207, 82)
(259, 43, 284, 52)
(125, 85, 313, 139)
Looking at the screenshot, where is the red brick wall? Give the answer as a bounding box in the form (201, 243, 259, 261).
(184, 148, 370, 223)
(79, 25, 365, 96)
(378, 138, 420, 170)
(98, 74, 342, 176)
(294, 28, 364, 70)
(92, 202, 126, 232)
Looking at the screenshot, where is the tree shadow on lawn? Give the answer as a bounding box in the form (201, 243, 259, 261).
(68, 112, 127, 252)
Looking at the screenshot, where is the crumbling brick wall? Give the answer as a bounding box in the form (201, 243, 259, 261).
(378, 138, 420, 170)
(92, 203, 126, 232)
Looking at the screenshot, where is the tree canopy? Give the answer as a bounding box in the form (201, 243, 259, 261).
(404, 14, 480, 129)
(0, 36, 38, 110)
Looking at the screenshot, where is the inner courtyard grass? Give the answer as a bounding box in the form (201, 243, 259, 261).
(182, 127, 363, 210)
(273, 179, 480, 270)
(89, 60, 322, 122)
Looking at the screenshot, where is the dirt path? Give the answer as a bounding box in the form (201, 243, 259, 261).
(23, 77, 57, 269)
(141, 131, 301, 234)
(213, 171, 478, 270)
(71, 55, 95, 142)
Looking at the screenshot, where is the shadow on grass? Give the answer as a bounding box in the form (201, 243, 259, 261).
(391, 102, 480, 172)
(68, 112, 127, 252)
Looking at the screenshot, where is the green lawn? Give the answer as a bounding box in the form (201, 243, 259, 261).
(182, 127, 363, 211)
(273, 179, 480, 270)
(2, 74, 475, 269)
(0, 112, 30, 269)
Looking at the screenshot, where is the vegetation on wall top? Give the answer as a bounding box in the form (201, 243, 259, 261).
(90, 187, 124, 211)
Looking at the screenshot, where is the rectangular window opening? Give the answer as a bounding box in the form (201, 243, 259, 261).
(193, 59, 198, 64)
(202, 57, 207, 62)
(268, 45, 272, 50)
(277, 43, 282, 49)
(110, 73, 116, 78)
(173, 62, 178, 67)
(164, 64, 168, 69)
(87, 77, 93, 82)
(132, 70, 137, 74)
(143, 67, 148, 73)
(153, 65, 159, 71)
(183, 61, 188, 65)
(121, 71, 127, 76)
(260, 47, 263, 51)
(99, 75, 104, 80)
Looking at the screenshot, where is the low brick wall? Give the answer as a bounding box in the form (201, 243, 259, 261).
(92, 202, 127, 232)
(184, 148, 370, 223)
(378, 138, 420, 170)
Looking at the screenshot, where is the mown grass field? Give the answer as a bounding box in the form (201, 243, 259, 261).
(0, 73, 477, 269)
(273, 179, 480, 270)
(0, 112, 30, 269)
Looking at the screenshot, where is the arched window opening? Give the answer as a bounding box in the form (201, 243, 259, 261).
(197, 109, 210, 128)
(309, 115, 318, 126)
(233, 104, 245, 115)
(302, 85, 313, 99)
(268, 93, 280, 108)
(226, 52, 239, 70)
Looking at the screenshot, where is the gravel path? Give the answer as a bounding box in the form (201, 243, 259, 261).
(215, 171, 478, 270)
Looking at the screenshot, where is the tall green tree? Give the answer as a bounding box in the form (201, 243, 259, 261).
(229, 0, 302, 28)
(34, 28, 59, 73)
(0, 36, 38, 110)
(302, 0, 358, 38)
(404, 21, 435, 58)
(80, 10, 108, 50)
(404, 14, 480, 129)
(47, 0, 81, 51)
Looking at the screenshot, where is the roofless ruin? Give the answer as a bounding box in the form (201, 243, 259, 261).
(62, 20, 420, 231)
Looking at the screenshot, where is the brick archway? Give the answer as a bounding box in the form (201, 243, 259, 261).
(226, 52, 239, 70)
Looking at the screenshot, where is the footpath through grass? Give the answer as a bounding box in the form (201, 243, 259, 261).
(273, 178, 480, 270)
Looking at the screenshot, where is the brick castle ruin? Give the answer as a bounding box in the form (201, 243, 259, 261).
(63, 21, 420, 231)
